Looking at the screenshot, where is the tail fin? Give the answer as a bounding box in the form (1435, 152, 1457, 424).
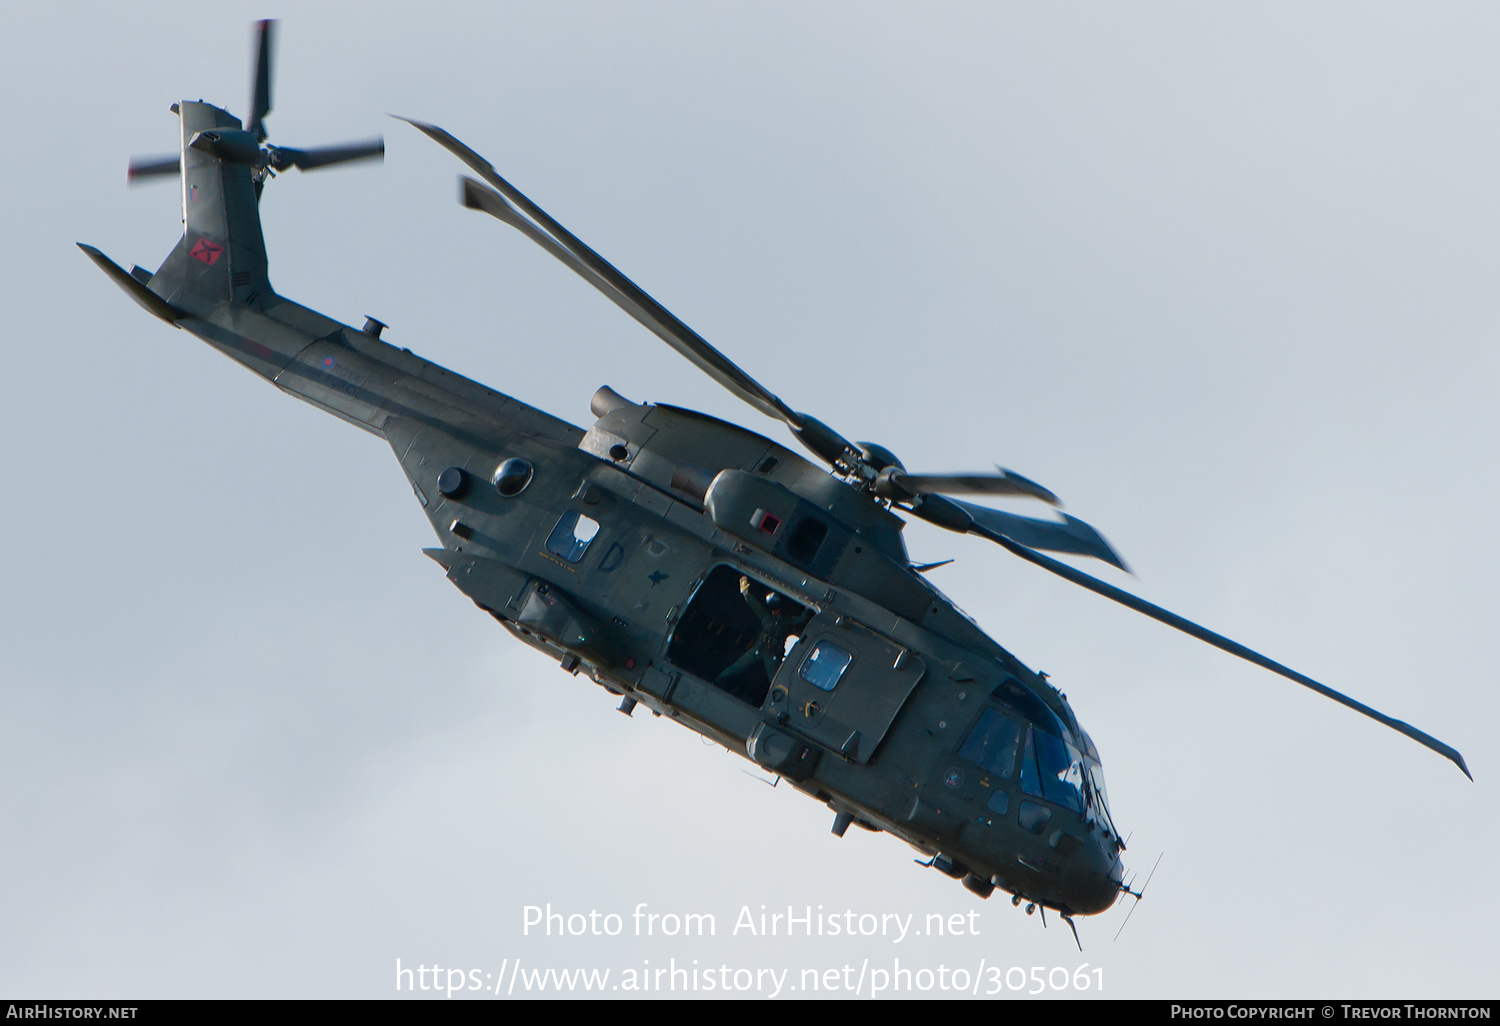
(149, 101, 272, 309)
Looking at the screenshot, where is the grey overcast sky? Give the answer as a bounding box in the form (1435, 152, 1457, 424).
(1, 1, 1495, 999)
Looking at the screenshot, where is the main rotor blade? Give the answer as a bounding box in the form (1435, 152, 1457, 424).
(247, 18, 275, 141)
(399, 117, 808, 433)
(272, 139, 384, 171)
(127, 155, 180, 182)
(460, 177, 699, 375)
(453, 177, 863, 471)
(953, 499, 1127, 570)
(906, 494, 1125, 569)
(975, 526, 1471, 779)
(891, 468, 1060, 505)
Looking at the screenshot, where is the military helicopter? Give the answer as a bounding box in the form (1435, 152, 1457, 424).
(83, 20, 1469, 929)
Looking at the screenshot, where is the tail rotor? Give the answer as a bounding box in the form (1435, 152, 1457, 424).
(126, 19, 383, 193)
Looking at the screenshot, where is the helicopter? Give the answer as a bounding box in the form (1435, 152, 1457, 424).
(82, 20, 1470, 930)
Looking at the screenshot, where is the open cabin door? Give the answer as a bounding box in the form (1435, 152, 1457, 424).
(765, 614, 925, 764)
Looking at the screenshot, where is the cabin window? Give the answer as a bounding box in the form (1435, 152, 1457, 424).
(665, 565, 811, 707)
(546, 510, 600, 563)
(798, 640, 854, 691)
(985, 789, 1010, 816)
(1018, 800, 1051, 835)
(957, 708, 1024, 778)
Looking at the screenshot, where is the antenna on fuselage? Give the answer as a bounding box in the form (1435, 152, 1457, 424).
(1062, 913, 1083, 951)
(1113, 852, 1163, 941)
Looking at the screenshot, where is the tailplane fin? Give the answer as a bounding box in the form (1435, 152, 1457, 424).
(149, 101, 272, 309)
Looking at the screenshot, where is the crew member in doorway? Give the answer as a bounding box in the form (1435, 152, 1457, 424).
(716, 576, 806, 687)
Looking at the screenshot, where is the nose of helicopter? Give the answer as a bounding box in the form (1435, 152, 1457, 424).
(1061, 836, 1125, 916)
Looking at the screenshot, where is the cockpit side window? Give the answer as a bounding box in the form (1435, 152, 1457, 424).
(957, 708, 1024, 779)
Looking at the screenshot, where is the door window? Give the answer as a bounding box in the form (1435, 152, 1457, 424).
(798, 640, 854, 691)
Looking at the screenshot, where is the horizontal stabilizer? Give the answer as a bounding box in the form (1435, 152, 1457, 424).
(77, 244, 181, 326)
(421, 547, 459, 571)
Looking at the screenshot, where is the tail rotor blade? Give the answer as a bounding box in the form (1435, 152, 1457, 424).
(272, 139, 384, 171)
(127, 155, 180, 182)
(459, 176, 711, 382)
(247, 18, 276, 140)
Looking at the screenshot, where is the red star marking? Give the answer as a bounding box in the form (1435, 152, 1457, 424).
(189, 239, 224, 265)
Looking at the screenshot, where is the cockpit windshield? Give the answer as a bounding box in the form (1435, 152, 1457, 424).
(1019, 725, 1086, 814)
(956, 683, 1120, 839)
(1079, 730, 1118, 839)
